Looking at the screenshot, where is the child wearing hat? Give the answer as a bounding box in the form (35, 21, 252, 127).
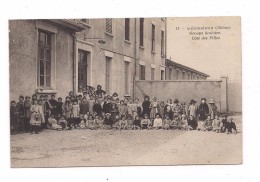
(208, 99, 218, 120)
(188, 99, 198, 119)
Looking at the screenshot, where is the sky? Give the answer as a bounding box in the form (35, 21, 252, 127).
(166, 17, 242, 83)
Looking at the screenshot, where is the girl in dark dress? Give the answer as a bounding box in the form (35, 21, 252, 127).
(142, 95, 151, 118)
(198, 98, 209, 121)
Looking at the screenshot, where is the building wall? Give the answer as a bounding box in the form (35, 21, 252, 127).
(227, 82, 242, 113)
(135, 80, 224, 112)
(9, 20, 75, 101)
(75, 18, 166, 97)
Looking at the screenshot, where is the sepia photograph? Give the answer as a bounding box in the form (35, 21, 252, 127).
(9, 17, 242, 167)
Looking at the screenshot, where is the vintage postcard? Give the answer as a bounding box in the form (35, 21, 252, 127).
(9, 17, 242, 167)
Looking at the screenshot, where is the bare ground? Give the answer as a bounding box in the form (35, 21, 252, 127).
(11, 115, 242, 167)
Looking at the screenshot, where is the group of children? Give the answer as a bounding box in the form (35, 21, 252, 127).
(10, 85, 237, 135)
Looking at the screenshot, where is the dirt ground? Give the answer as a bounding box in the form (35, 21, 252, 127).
(11, 115, 242, 167)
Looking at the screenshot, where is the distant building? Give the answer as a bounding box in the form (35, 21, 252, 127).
(9, 18, 166, 100)
(165, 59, 209, 80)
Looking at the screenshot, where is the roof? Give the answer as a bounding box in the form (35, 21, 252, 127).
(166, 59, 210, 77)
(48, 19, 86, 32)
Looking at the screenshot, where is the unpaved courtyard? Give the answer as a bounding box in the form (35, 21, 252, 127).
(11, 116, 242, 167)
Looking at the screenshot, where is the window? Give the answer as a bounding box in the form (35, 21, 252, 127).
(140, 18, 144, 47)
(188, 73, 191, 80)
(78, 50, 89, 90)
(105, 57, 112, 93)
(183, 72, 185, 80)
(140, 65, 145, 80)
(124, 62, 130, 94)
(176, 70, 179, 80)
(151, 24, 155, 52)
(161, 70, 165, 80)
(151, 68, 155, 80)
(37, 30, 52, 88)
(169, 68, 173, 80)
(197, 75, 199, 80)
(125, 18, 130, 41)
(105, 18, 113, 34)
(161, 30, 165, 56)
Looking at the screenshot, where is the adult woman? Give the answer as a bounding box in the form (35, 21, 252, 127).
(198, 98, 209, 121)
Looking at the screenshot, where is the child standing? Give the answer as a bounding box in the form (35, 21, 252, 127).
(93, 99, 102, 116)
(72, 99, 80, 120)
(16, 96, 25, 133)
(118, 100, 128, 117)
(80, 98, 89, 115)
(64, 96, 72, 119)
(158, 102, 165, 120)
(88, 95, 95, 115)
(30, 99, 42, 134)
(142, 96, 151, 118)
(10, 101, 18, 135)
(221, 115, 228, 133)
(56, 97, 64, 116)
(24, 96, 31, 133)
(38, 99, 46, 131)
(149, 97, 158, 120)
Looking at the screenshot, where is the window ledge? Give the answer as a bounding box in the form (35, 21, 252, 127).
(151, 50, 156, 54)
(139, 46, 144, 50)
(36, 89, 58, 94)
(105, 32, 114, 37)
(124, 40, 131, 44)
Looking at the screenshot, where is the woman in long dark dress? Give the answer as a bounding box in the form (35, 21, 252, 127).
(198, 98, 209, 121)
(142, 95, 151, 118)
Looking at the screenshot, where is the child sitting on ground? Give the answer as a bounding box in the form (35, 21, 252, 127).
(188, 115, 198, 130)
(170, 115, 179, 130)
(212, 114, 222, 133)
(87, 115, 96, 130)
(103, 113, 113, 129)
(79, 114, 86, 129)
(153, 113, 163, 130)
(163, 114, 171, 130)
(133, 115, 141, 130)
(221, 115, 228, 133)
(118, 115, 128, 130)
(226, 117, 237, 134)
(204, 115, 213, 131)
(197, 117, 206, 131)
(127, 114, 134, 130)
(58, 115, 68, 130)
(95, 115, 105, 130)
(179, 114, 190, 130)
(141, 114, 151, 130)
(48, 114, 62, 131)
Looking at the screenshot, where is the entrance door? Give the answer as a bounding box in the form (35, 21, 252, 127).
(78, 49, 88, 90)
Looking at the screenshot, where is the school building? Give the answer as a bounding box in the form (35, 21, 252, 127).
(9, 18, 167, 100)
(165, 58, 209, 80)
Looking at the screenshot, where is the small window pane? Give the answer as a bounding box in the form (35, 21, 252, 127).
(39, 32, 46, 45)
(46, 76, 51, 87)
(39, 49, 44, 59)
(46, 61, 51, 75)
(46, 34, 51, 46)
(46, 50, 51, 60)
(40, 76, 44, 86)
(40, 60, 44, 75)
